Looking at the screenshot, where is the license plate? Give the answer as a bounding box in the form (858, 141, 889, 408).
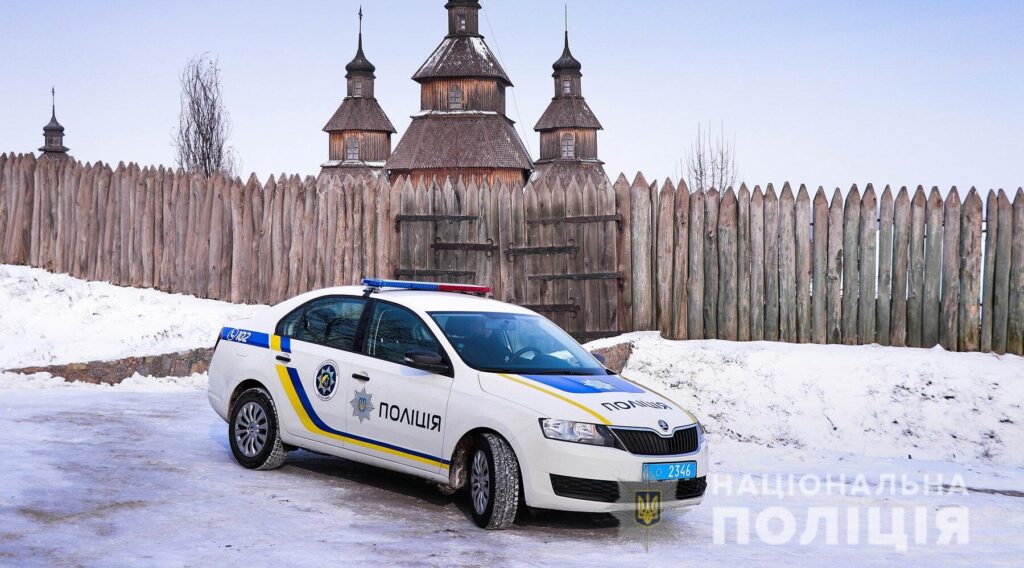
(643, 461, 697, 481)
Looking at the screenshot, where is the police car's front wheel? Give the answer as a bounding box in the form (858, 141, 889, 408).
(229, 387, 288, 471)
(469, 433, 520, 529)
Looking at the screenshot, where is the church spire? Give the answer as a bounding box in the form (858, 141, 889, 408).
(40, 87, 69, 157)
(345, 5, 375, 79)
(533, 13, 606, 185)
(357, 6, 364, 55)
(552, 20, 582, 78)
(322, 7, 395, 178)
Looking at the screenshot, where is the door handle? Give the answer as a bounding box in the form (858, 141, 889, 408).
(276, 354, 291, 363)
(352, 372, 370, 382)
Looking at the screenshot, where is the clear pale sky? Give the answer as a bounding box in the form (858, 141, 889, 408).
(2, 0, 1022, 191)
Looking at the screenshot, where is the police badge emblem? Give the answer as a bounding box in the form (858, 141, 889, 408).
(314, 361, 339, 401)
(350, 387, 375, 423)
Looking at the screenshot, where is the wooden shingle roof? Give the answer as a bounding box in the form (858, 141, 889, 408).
(532, 160, 608, 186)
(387, 113, 532, 170)
(534, 97, 603, 131)
(323, 98, 396, 133)
(412, 36, 512, 86)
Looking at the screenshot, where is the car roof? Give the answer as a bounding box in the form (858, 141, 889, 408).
(301, 285, 536, 315)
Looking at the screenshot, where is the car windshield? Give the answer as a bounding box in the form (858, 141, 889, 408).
(429, 311, 606, 375)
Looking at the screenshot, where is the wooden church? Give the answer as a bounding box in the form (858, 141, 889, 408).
(320, 10, 396, 178)
(532, 29, 607, 185)
(321, 0, 606, 187)
(386, 0, 533, 188)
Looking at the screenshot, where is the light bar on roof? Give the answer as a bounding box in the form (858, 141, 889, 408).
(361, 278, 492, 295)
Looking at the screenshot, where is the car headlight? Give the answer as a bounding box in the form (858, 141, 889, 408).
(539, 418, 617, 447)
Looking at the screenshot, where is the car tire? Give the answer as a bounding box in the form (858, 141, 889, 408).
(229, 387, 289, 471)
(469, 432, 520, 530)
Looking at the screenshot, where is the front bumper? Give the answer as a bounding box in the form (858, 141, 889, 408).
(518, 429, 709, 513)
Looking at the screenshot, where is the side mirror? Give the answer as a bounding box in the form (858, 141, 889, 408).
(592, 353, 607, 365)
(404, 349, 449, 374)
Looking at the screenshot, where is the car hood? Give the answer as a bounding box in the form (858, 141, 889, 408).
(477, 371, 697, 432)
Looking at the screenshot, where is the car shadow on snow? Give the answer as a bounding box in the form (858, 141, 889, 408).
(281, 450, 619, 534)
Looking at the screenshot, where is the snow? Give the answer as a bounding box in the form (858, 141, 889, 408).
(470, 36, 497, 67)
(0, 371, 209, 392)
(588, 332, 1024, 468)
(0, 264, 263, 369)
(0, 387, 1020, 565)
(2, 268, 1023, 564)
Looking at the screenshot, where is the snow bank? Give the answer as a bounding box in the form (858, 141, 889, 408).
(0, 264, 263, 368)
(588, 332, 1024, 467)
(0, 371, 208, 392)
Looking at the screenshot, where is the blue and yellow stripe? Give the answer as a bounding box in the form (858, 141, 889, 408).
(220, 327, 291, 353)
(221, 326, 447, 469)
(276, 365, 450, 469)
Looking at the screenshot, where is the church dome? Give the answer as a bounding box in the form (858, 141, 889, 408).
(345, 38, 376, 78)
(552, 32, 582, 77)
(43, 113, 65, 133)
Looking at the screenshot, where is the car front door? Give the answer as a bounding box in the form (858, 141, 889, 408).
(275, 295, 368, 449)
(344, 300, 454, 474)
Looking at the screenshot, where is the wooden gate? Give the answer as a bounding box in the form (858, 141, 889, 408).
(510, 177, 621, 341)
(392, 176, 621, 342)
(394, 178, 500, 287)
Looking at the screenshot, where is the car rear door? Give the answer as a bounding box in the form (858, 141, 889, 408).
(344, 300, 455, 474)
(275, 295, 369, 449)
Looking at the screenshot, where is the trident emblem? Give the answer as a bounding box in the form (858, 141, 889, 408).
(634, 490, 662, 527)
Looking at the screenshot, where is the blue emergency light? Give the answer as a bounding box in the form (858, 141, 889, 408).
(361, 278, 491, 295)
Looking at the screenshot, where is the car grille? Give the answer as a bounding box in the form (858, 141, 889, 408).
(675, 476, 708, 500)
(611, 425, 700, 456)
(550, 474, 620, 503)
(550, 474, 706, 503)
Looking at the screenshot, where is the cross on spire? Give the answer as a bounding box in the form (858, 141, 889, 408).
(51, 86, 55, 118)
(357, 5, 365, 52)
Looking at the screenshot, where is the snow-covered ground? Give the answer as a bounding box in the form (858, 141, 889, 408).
(0, 381, 1021, 566)
(0, 265, 263, 368)
(590, 333, 1024, 468)
(2, 267, 1023, 565)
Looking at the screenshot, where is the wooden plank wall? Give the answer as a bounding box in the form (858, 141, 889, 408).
(624, 176, 1023, 356)
(1, 152, 1021, 354)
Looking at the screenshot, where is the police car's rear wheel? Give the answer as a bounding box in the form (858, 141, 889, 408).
(229, 387, 288, 471)
(469, 433, 520, 529)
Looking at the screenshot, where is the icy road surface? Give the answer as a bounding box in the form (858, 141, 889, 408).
(2, 384, 1022, 567)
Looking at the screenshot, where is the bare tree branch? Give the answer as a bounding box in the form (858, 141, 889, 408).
(173, 54, 238, 178)
(686, 121, 738, 191)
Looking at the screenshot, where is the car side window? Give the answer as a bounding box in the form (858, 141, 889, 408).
(276, 308, 305, 339)
(364, 302, 440, 365)
(276, 296, 367, 352)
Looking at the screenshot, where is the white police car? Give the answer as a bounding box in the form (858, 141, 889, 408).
(208, 279, 707, 529)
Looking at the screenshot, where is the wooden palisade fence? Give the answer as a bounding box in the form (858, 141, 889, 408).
(1, 152, 1022, 355)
